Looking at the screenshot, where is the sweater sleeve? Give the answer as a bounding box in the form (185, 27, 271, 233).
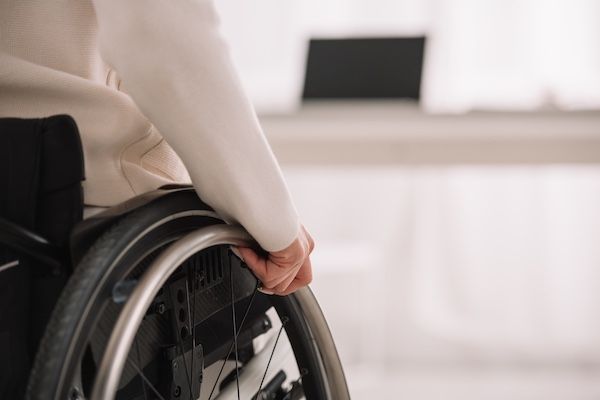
(91, 0, 300, 252)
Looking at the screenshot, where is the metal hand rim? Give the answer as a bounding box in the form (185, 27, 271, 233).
(91, 224, 256, 400)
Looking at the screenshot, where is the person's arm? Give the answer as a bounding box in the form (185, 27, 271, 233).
(92, 0, 312, 293)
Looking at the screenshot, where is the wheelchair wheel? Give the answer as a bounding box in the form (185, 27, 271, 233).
(26, 189, 349, 400)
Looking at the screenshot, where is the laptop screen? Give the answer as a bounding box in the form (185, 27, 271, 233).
(302, 37, 426, 100)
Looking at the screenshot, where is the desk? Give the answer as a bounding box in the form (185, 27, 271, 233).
(260, 101, 600, 165)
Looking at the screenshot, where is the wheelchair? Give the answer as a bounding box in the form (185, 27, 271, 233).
(0, 117, 349, 400)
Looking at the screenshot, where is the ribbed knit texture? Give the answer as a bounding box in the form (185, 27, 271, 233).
(0, 0, 300, 252)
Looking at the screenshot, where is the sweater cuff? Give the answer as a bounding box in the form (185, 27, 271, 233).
(256, 214, 301, 253)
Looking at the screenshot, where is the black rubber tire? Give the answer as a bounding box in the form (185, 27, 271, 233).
(25, 190, 343, 400)
(26, 190, 220, 400)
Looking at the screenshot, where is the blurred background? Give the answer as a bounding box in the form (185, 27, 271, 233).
(214, 0, 600, 398)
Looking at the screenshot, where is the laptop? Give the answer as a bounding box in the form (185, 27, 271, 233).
(302, 37, 426, 100)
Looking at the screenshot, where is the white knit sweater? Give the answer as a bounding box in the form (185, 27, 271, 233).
(0, 0, 300, 251)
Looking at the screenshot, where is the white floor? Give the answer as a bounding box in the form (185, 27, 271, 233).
(344, 363, 600, 400)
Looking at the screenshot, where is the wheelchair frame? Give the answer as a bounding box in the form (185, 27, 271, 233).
(1, 188, 349, 400)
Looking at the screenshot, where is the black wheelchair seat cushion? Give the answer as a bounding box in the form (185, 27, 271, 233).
(0, 115, 85, 399)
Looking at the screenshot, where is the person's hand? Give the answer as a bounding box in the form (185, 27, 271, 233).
(237, 225, 314, 296)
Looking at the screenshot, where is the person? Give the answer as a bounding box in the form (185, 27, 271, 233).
(0, 0, 313, 296)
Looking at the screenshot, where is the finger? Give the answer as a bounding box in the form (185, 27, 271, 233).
(239, 247, 301, 290)
(242, 251, 298, 290)
(296, 257, 313, 284)
(274, 259, 313, 296)
(275, 277, 306, 296)
(273, 263, 302, 293)
(257, 287, 275, 295)
(260, 262, 297, 290)
(301, 225, 315, 253)
(229, 246, 244, 260)
(237, 247, 268, 281)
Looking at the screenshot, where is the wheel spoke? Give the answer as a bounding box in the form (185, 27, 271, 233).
(181, 271, 194, 398)
(127, 357, 167, 400)
(254, 318, 287, 400)
(230, 265, 241, 400)
(207, 283, 259, 400)
(134, 337, 149, 400)
(187, 263, 198, 400)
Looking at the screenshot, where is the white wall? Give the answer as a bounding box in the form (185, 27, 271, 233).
(209, 2, 600, 396)
(284, 166, 600, 368)
(213, 0, 600, 113)
(423, 0, 600, 112)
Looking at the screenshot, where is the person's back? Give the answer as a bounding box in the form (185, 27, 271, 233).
(0, 0, 192, 205)
(0, 0, 313, 309)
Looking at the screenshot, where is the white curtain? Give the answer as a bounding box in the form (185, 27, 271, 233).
(423, 0, 600, 112)
(214, 0, 600, 113)
(404, 167, 600, 362)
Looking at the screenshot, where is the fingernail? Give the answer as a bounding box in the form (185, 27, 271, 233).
(230, 246, 244, 261)
(258, 287, 275, 295)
